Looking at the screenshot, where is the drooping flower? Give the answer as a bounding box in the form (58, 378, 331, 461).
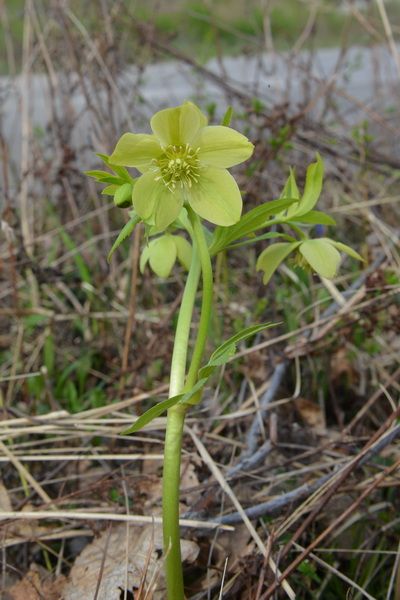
(257, 238, 363, 284)
(140, 234, 192, 278)
(109, 102, 254, 231)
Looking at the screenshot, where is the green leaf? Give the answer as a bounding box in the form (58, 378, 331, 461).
(121, 394, 183, 434)
(295, 154, 324, 216)
(101, 185, 118, 196)
(280, 168, 300, 201)
(107, 214, 140, 261)
(85, 170, 125, 185)
(209, 322, 275, 364)
(95, 152, 132, 181)
(299, 238, 341, 278)
(329, 240, 364, 262)
(114, 183, 133, 208)
(256, 242, 300, 284)
(291, 210, 336, 226)
(227, 231, 296, 250)
(221, 106, 233, 126)
(210, 197, 298, 255)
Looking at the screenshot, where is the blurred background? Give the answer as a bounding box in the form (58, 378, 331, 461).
(1, 1, 400, 599)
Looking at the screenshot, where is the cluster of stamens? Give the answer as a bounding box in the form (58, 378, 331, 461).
(153, 144, 201, 191)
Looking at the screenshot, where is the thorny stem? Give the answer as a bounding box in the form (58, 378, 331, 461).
(162, 209, 214, 599)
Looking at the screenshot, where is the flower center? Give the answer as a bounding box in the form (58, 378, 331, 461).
(154, 144, 200, 191)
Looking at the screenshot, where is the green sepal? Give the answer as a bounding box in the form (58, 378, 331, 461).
(140, 235, 192, 277)
(174, 236, 193, 271)
(107, 213, 140, 261)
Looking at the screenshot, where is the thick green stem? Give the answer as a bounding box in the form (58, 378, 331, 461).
(185, 209, 214, 389)
(162, 404, 187, 599)
(162, 211, 214, 599)
(163, 246, 200, 600)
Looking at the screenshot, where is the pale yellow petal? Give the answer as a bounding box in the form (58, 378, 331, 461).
(110, 133, 162, 171)
(188, 168, 242, 226)
(151, 101, 208, 147)
(196, 126, 254, 168)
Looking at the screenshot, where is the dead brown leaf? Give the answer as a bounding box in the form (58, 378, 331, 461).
(6, 564, 66, 600)
(63, 523, 199, 600)
(294, 397, 326, 434)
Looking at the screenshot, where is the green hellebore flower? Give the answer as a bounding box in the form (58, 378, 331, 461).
(140, 234, 192, 278)
(257, 238, 363, 284)
(110, 101, 254, 231)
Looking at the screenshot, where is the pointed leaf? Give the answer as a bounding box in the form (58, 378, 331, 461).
(295, 154, 324, 216)
(121, 394, 183, 434)
(329, 240, 364, 262)
(210, 197, 298, 255)
(221, 106, 233, 126)
(256, 242, 300, 285)
(95, 152, 132, 181)
(85, 170, 125, 185)
(107, 214, 140, 261)
(291, 210, 336, 226)
(209, 322, 275, 364)
(280, 168, 300, 201)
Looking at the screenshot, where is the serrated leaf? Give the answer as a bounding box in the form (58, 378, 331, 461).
(121, 394, 183, 434)
(107, 214, 140, 261)
(256, 242, 300, 284)
(209, 322, 275, 364)
(291, 210, 336, 226)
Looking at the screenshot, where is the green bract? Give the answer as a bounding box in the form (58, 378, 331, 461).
(109, 101, 254, 231)
(140, 234, 192, 278)
(256, 238, 363, 284)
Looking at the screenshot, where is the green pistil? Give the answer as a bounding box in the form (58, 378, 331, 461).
(154, 144, 201, 191)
